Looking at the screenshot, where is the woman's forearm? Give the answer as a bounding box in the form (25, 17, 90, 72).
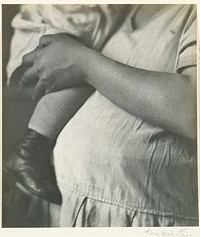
(20, 33, 196, 139)
(82, 49, 196, 139)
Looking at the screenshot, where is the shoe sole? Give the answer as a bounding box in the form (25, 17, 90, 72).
(3, 166, 61, 205)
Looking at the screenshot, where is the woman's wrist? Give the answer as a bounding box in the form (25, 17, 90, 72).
(78, 46, 102, 85)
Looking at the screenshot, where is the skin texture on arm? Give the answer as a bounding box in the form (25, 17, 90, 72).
(83, 50, 196, 140)
(21, 34, 196, 140)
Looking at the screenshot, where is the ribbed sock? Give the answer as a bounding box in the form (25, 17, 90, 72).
(28, 84, 94, 141)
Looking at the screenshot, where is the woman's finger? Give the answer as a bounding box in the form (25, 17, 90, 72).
(22, 48, 38, 65)
(20, 65, 38, 86)
(45, 88, 55, 94)
(9, 64, 30, 90)
(33, 80, 46, 101)
(39, 34, 54, 47)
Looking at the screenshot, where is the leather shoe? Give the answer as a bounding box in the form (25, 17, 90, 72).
(4, 129, 62, 205)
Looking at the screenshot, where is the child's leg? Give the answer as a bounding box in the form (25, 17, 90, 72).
(28, 84, 94, 142)
(4, 84, 94, 204)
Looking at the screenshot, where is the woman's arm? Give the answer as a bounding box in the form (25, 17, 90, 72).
(82, 49, 196, 140)
(21, 34, 196, 139)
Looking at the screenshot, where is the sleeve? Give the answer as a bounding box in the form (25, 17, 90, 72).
(176, 5, 197, 73)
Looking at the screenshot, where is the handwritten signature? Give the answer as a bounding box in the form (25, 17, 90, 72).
(145, 229, 193, 237)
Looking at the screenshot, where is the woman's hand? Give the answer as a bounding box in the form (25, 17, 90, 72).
(20, 34, 196, 139)
(21, 33, 89, 100)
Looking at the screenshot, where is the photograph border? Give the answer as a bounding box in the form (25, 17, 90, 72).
(0, 0, 199, 236)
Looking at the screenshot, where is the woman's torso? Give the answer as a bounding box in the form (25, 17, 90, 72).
(54, 4, 198, 220)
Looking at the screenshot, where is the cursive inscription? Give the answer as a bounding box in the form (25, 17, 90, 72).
(145, 228, 193, 237)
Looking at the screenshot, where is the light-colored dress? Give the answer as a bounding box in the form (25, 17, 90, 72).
(53, 4, 198, 226)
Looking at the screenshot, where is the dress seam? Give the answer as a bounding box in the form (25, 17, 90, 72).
(58, 184, 198, 221)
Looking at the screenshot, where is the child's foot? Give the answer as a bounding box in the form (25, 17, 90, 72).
(4, 129, 62, 205)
